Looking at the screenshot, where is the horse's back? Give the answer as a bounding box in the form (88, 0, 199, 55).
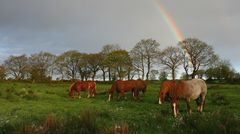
(116, 80, 136, 91)
(181, 79, 207, 99)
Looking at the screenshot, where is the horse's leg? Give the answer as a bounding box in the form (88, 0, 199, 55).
(92, 88, 96, 97)
(135, 89, 140, 100)
(199, 95, 206, 112)
(78, 90, 81, 99)
(171, 102, 178, 118)
(186, 98, 192, 115)
(87, 90, 91, 98)
(196, 97, 201, 112)
(176, 102, 180, 115)
(132, 89, 138, 100)
(121, 91, 126, 100)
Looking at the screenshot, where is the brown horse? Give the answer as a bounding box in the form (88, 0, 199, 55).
(68, 81, 96, 98)
(159, 79, 207, 117)
(108, 79, 147, 101)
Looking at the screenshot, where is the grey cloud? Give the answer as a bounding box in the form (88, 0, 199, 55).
(0, 0, 239, 71)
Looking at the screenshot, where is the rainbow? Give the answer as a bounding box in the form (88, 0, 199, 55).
(154, 0, 185, 42)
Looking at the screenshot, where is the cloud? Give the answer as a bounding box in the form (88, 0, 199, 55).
(0, 0, 239, 71)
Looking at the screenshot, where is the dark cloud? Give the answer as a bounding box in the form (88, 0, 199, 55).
(0, 0, 239, 70)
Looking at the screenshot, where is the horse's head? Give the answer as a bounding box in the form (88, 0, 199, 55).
(159, 81, 174, 104)
(159, 90, 166, 104)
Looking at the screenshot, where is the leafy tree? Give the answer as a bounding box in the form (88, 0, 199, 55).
(101, 44, 121, 81)
(29, 52, 56, 82)
(4, 54, 29, 80)
(0, 65, 6, 80)
(106, 50, 132, 80)
(82, 53, 101, 81)
(205, 59, 235, 81)
(130, 38, 160, 80)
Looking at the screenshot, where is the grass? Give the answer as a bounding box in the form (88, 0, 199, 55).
(0, 81, 240, 133)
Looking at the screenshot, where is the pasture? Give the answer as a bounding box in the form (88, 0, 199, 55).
(0, 81, 240, 133)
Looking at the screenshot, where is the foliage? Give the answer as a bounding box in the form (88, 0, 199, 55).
(174, 109, 240, 134)
(3, 55, 29, 80)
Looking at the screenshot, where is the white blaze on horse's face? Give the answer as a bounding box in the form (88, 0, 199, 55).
(159, 98, 162, 104)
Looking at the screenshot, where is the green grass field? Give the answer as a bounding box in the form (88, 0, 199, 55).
(0, 81, 240, 134)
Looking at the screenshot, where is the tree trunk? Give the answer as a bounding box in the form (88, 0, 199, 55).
(108, 67, 111, 81)
(102, 69, 106, 81)
(172, 69, 175, 80)
(146, 58, 151, 80)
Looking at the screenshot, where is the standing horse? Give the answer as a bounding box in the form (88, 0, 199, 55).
(159, 79, 207, 117)
(68, 81, 96, 98)
(108, 79, 147, 101)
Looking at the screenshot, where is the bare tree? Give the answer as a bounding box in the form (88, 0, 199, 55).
(159, 46, 183, 80)
(179, 38, 216, 79)
(4, 55, 29, 80)
(130, 38, 160, 80)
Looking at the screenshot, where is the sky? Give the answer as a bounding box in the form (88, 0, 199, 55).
(0, 0, 239, 71)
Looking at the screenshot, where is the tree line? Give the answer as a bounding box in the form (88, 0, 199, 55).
(0, 38, 239, 82)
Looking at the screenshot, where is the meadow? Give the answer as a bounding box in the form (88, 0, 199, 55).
(0, 81, 240, 134)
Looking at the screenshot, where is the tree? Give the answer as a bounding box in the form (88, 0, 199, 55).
(101, 44, 121, 81)
(130, 38, 160, 80)
(56, 50, 81, 80)
(205, 59, 235, 81)
(98, 53, 108, 81)
(29, 52, 56, 82)
(179, 38, 216, 79)
(159, 46, 183, 80)
(159, 71, 168, 81)
(106, 50, 132, 80)
(84, 53, 101, 81)
(150, 69, 159, 80)
(0, 65, 6, 80)
(4, 54, 29, 80)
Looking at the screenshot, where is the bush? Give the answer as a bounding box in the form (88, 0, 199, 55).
(17, 108, 103, 134)
(173, 109, 240, 134)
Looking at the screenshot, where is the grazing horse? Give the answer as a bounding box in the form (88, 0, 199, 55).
(68, 81, 96, 98)
(159, 79, 207, 117)
(108, 79, 147, 101)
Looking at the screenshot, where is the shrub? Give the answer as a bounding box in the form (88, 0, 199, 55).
(173, 109, 240, 134)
